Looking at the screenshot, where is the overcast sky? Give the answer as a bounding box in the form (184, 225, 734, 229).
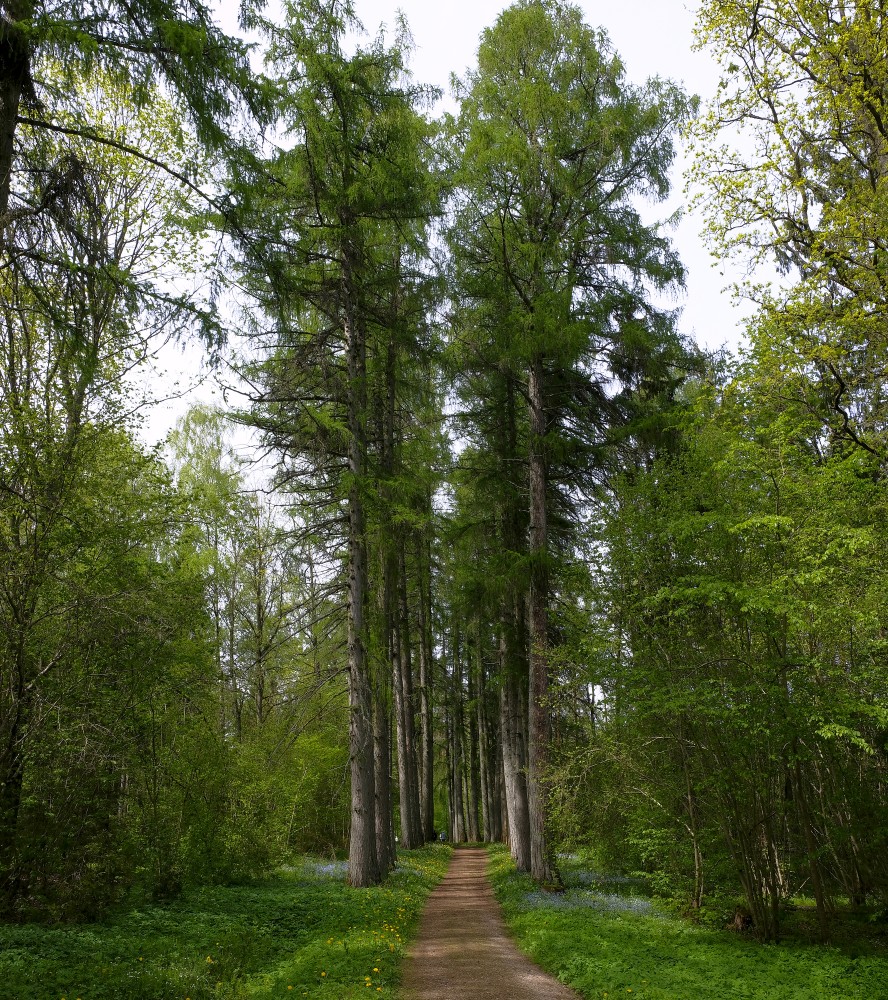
(145, 0, 747, 444)
(339, 0, 744, 351)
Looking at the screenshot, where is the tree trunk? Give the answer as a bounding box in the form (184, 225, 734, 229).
(416, 528, 435, 841)
(0, 2, 32, 226)
(490, 720, 504, 843)
(465, 631, 481, 842)
(500, 614, 530, 870)
(526, 356, 558, 886)
(476, 635, 496, 842)
(344, 286, 379, 887)
(373, 694, 395, 874)
(493, 374, 529, 858)
(498, 729, 509, 844)
(449, 627, 467, 843)
(397, 550, 423, 846)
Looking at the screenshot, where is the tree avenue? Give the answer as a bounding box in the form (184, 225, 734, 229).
(0, 0, 887, 962)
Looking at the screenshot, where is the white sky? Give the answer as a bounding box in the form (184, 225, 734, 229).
(344, 0, 747, 353)
(144, 0, 747, 445)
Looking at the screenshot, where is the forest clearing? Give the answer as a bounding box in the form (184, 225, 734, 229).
(1, 0, 887, 997)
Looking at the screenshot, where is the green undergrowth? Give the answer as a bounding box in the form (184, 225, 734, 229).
(487, 845, 888, 1000)
(0, 845, 451, 1000)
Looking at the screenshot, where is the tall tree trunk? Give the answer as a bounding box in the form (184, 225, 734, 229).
(498, 727, 509, 845)
(391, 583, 419, 849)
(344, 284, 379, 887)
(397, 550, 423, 846)
(500, 612, 530, 869)
(526, 356, 558, 885)
(465, 628, 481, 842)
(449, 626, 467, 843)
(500, 675, 529, 866)
(416, 528, 435, 841)
(373, 693, 395, 874)
(476, 633, 495, 842)
(491, 718, 505, 843)
(0, 2, 32, 226)
(380, 310, 422, 850)
(388, 555, 408, 841)
(494, 373, 529, 858)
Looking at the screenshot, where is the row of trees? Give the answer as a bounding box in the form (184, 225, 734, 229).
(231, 0, 696, 890)
(237, 1, 444, 886)
(1, 0, 886, 944)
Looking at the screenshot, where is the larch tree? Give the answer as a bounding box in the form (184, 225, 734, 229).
(239, 0, 439, 886)
(0, 0, 268, 228)
(447, 0, 693, 884)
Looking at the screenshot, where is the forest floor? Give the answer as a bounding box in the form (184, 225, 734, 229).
(487, 845, 888, 1000)
(0, 844, 451, 1000)
(401, 846, 578, 999)
(5, 843, 888, 1000)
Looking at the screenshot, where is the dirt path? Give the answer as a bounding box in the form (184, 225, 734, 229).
(401, 847, 579, 1000)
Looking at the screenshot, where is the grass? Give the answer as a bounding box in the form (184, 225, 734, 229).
(487, 845, 888, 1000)
(0, 845, 451, 1000)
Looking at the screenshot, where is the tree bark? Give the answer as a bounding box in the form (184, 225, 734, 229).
(397, 550, 423, 846)
(499, 611, 530, 870)
(416, 528, 435, 841)
(374, 693, 395, 874)
(476, 633, 497, 842)
(526, 356, 558, 885)
(344, 282, 379, 887)
(449, 626, 467, 843)
(0, 2, 32, 226)
(465, 630, 481, 842)
(498, 732, 509, 845)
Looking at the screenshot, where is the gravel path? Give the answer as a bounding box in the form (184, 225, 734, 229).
(401, 847, 580, 1000)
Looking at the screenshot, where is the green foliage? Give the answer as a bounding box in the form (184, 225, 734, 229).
(447, 0, 696, 487)
(5, 2, 888, 988)
(0, 394, 354, 916)
(12, 0, 268, 155)
(553, 356, 888, 937)
(0, 428, 211, 917)
(0, 64, 242, 921)
(690, 0, 888, 460)
(0, 845, 451, 1000)
(488, 846, 888, 999)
